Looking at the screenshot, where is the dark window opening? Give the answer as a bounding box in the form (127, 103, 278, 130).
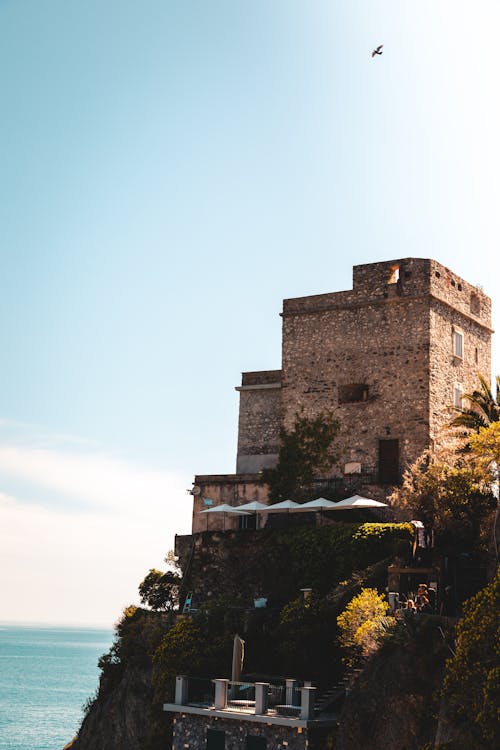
(435, 271, 441, 278)
(475, 347, 479, 364)
(239, 514, 257, 530)
(451, 279, 456, 287)
(339, 384, 369, 404)
(404, 270, 412, 279)
(246, 737, 267, 750)
(457, 283, 462, 291)
(206, 729, 225, 750)
(378, 439, 399, 485)
(470, 293, 481, 316)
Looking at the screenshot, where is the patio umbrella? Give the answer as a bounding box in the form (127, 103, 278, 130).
(199, 504, 250, 530)
(297, 497, 338, 510)
(330, 494, 388, 509)
(235, 500, 269, 512)
(234, 500, 269, 529)
(258, 499, 302, 512)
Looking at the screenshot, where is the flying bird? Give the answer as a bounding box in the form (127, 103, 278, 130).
(372, 44, 383, 57)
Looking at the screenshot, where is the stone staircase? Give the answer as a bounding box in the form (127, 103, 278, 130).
(314, 668, 364, 717)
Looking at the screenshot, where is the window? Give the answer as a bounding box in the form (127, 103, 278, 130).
(378, 440, 399, 485)
(454, 384, 463, 409)
(339, 384, 369, 404)
(453, 329, 463, 359)
(388, 265, 400, 284)
(239, 514, 256, 530)
(206, 729, 225, 750)
(246, 737, 267, 750)
(470, 293, 481, 316)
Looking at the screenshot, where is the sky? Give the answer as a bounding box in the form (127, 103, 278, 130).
(0, 0, 499, 626)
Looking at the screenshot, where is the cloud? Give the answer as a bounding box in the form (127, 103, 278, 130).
(0, 434, 192, 626)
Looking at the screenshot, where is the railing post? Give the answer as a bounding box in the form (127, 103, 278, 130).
(214, 678, 229, 710)
(300, 686, 316, 720)
(175, 675, 189, 705)
(254, 682, 269, 715)
(286, 679, 298, 706)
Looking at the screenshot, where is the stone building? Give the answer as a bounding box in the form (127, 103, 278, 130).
(191, 258, 492, 532)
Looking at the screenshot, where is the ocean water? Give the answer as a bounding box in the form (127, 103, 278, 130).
(0, 625, 113, 750)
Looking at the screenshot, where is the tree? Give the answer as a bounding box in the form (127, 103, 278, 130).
(138, 569, 181, 611)
(450, 374, 500, 432)
(390, 449, 496, 550)
(469, 421, 500, 473)
(337, 587, 393, 661)
(262, 411, 340, 502)
(442, 569, 500, 748)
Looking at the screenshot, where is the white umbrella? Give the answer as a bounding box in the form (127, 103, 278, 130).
(330, 494, 388, 509)
(199, 503, 250, 530)
(258, 499, 302, 512)
(233, 500, 270, 529)
(297, 497, 338, 510)
(235, 501, 269, 512)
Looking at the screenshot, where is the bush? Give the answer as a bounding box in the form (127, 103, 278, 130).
(337, 587, 394, 662)
(443, 570, 500, 748)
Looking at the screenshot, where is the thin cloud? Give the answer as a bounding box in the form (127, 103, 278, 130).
(0, 441, 186, 515)
(0, 433, 192, 626)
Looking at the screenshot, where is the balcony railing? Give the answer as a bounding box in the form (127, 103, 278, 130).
(173, 676, 316, 720)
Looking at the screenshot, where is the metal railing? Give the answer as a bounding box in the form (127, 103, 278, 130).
(226, 681, 256, 711)
(186, 677, 214, 708)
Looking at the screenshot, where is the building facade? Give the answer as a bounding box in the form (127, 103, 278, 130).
(191, 258, 492, 532)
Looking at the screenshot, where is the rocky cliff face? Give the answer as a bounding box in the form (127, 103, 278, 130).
(335, 617, 449, 750)
(67, 661, 171, 750)
(65, 608, 172, 750)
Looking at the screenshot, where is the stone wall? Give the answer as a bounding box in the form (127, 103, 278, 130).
(191, 476, 268, 533)
(281, 283, 431, 476)
(280, 257, 492, 479)
(236, 370, 282, 473)
(429, 299, 491, 446)
(171, 712, 335, 750)
(190, 258, 492, 531)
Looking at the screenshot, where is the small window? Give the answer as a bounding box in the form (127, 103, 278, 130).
(453, 330, 463, 359)
(339, 384, 369, 404)
(454, 384, 463, 409)
(246, 737, 267, 750)
(470, 293, 481, 316)
(388, 265, 400, 284)
(207, 729, 225, 750)
(475, 347, 479, 364)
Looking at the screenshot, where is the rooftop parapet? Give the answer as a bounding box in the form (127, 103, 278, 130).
(282, 258, 492, 330)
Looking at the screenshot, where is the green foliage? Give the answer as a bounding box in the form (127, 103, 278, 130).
(263, 523, 413, 597)
(277, 595, 341, 682)
(443, 569, 500, 748)
(469, 421, 500, 475)
(337, 587, 393, 662)
(450, 374, 500, 431)
(154, 614, 233, 700)
(139, 568, 181, 611)
(96, 606, 172, 696)
(262, 411, 340, 502)
(391, 451, 496, 550)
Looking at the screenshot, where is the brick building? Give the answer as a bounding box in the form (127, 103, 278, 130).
(191, 258, 492, 532)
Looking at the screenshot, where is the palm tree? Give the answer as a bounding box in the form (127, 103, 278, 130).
(450, 374, 500, 431)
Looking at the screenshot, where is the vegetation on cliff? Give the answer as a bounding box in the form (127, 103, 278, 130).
(262, 411, 340, 501)
(441, 568, 500, 749)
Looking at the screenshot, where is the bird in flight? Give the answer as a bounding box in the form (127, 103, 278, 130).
(372, 44, 383, 57)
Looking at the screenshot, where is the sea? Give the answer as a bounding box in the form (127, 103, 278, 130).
(0, 624, 114, 750)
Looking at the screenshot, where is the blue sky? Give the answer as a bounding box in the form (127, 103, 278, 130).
(0, 1, 499, 625)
